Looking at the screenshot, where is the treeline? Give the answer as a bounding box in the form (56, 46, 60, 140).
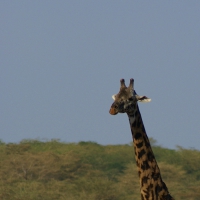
(0, 139, 200, 200)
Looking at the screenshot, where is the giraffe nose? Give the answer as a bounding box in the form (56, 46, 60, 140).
(109, 107, 117, 115)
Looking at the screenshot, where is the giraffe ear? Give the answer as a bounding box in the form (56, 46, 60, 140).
(112, 94, 117, 100)
(136, 95, 151, 103)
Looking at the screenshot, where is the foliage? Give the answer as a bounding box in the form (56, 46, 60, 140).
(0, 139, 200, 200)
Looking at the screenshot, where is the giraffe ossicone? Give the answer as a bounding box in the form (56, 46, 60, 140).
(112, 79, 151, 103)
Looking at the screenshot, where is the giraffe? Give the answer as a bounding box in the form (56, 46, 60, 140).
(109, 78, 174, 200)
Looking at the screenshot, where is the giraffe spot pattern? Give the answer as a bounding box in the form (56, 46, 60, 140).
(132, 120, 137, 128)
(141, 160, 150, 170)
(136, 141, 143, 148)
(147, 152, 155, 162)
(134, 132, 142, 139)
(138, 149, 146, 159)
(143, 136, 150, 148)
(141, 176, 149, 184)
(137, 119, 141, 128)
(152, 172, 160, 181)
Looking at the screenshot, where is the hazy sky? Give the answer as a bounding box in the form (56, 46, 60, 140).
(1, 1, 200, 149)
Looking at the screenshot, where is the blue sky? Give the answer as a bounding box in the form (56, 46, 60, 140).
(1, 1, 200, 149)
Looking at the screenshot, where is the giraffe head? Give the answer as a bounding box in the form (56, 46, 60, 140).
(109, 79, 151, 115)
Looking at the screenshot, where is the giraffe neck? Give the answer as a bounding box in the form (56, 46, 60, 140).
(127, 105, 174, 200)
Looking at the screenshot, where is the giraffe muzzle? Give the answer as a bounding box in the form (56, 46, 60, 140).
(109, 107, 118, 115)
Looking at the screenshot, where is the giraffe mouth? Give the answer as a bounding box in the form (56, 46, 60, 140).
(109, 107, 118, 115)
